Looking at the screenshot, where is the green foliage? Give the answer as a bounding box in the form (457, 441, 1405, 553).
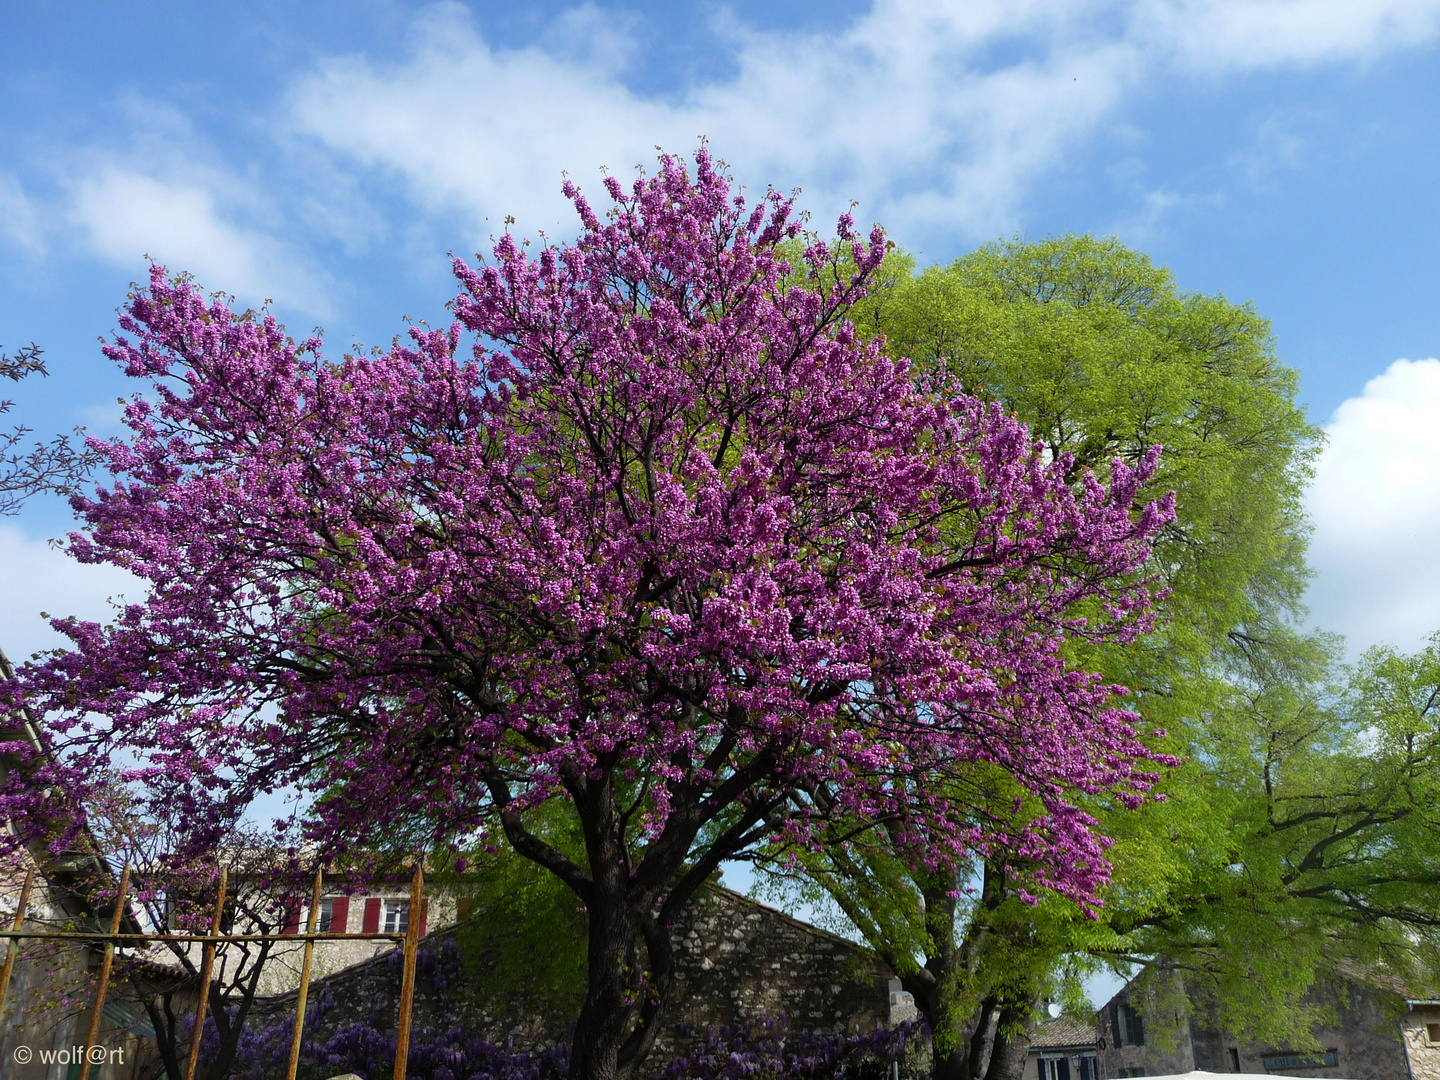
(1132, 629, 1440, 1041)
(853, 234, 1320, 670)
(450, 803, 589, 1018)
(760, 234, 1369, 1077)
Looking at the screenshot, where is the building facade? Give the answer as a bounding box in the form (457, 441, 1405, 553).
(1026, 1014, 1102, 1080)
(1095, 971, 1439, 1080)
(1401, 1001, 1440, 1080)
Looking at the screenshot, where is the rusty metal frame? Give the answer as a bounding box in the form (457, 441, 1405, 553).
(0, 867, 35, 1012)
(0, 863, 426, 1080)
(77, 865, 130, 1080)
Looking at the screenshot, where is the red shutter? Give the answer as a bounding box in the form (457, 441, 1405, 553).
(417, 897, 428, 939)
(329, 897, 349, 934)
(283, 899, 301, 936)
(362, 897, 381, 934)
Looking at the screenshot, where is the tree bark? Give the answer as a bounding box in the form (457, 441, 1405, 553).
(490, 728, 781, 1080)
(898, 860, 1041, 1080)
(569, 895, 644, 1080)
(982, 997, 1035, 1080)
(907, 870, 972, 1080)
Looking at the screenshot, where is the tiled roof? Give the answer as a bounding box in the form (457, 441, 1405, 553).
(1030, 1014, 1099, 1050)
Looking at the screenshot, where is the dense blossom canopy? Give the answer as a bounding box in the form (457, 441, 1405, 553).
(4, 150, 1174, 906)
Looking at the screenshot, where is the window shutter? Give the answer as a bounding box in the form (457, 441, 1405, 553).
(1111, 1003, 1123, 1047)
(1124, 1005, 1145, 1047)
(330, 897, 349, 933)
(283, 899, 301, 935)
(362, 897, 381, 934)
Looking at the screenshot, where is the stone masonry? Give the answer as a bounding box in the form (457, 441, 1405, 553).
(254, 884, 894, 1059)
(1097, 970, 1423, 1080)
(1402, 1001, 1440, 1080)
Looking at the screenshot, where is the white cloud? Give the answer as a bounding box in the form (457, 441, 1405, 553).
(0, 525, 142, 666)
(1228, 108, 1316, 187)
(68, 167, 333, 317)
(1138, 0, 1440, 71)
(1306, 358, 1440, 655)
(284, 0, 1440, 249)
(538, 2, 642, 73)
(0, 173, 45, 255)
(1112, 186, 1225, 244)
(285, 1, 1141, 246)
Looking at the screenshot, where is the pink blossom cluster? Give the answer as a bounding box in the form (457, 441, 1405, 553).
(2, 149, 1175, 906)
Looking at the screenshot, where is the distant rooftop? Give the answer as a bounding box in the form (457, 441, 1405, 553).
(1031, 1014, 1098, 1050)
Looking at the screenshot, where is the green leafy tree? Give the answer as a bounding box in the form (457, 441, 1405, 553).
(1130, 630, 1440, 1039)
(450, 801, 590, 1023)
(760, 235, 1326, 1080)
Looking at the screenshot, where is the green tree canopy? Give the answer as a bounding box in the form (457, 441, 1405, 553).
(853, 235, 1318, 672)
(761, 235, 1337, 1080)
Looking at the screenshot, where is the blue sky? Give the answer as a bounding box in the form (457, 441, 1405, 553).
(3, 0, 1440, 996)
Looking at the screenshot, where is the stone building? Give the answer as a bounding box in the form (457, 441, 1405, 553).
(155, 864, 458, 998)
(1095, 969, 1438, 1080)
(2, 649, 164, 1080)
(253, 883, 898, 1057)
(1402, 1000, 1440, 1080)
(1026, 1014, 1101, 1080)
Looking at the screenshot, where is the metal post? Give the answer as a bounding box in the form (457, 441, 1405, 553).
(392, 862, 423, 1080)
(78, 864, 130, 1080)
(284, 868, 324, 1080)
(184, 866, 227, 1080)
(0, 868, 36, 1023)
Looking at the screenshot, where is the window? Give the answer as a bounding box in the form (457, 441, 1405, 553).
(383, 899, 409, 935)
(1123, 1005, 1146, 1047)
(1038, 1058, 1071, 1080)
(318, 899, 334, 934)
(1261, 1051, 1338, 1071)
(1427, 1023, 1440, 1044)
(1229, 1049, 1241, 1072)
(1110, 1004, 1123, 1047)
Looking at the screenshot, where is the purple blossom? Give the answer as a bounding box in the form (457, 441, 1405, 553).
(1, 147, 1177, 1079)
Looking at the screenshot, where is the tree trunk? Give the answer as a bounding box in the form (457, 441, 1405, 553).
(965, 998, 1002, 1080)
(568, 890, 644, 1080)
(494, 743, 778, 1080)
(914, 954, 984, 1080)
(910, 865, 1001, 1080)
(933, 1024, 978, 1080)
(982, 998, 1035, 1080)
(904, 861, 1043, 1080)
(143, 992, 185, 1080)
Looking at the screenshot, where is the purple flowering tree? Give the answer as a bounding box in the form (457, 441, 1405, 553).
(5, 150, 1175, 1080)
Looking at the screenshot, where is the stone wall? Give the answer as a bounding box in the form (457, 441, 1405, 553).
(1212, 977, 1408, 1080)
(1, 868, 163, 1080)
(664, 887, 893, 1042)
(1097, 978, 1197, 1080)
(1400, 1003, 1440, 1080)
(1097, 972, 1415, 1080)
(254, 884, 894, 1059)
